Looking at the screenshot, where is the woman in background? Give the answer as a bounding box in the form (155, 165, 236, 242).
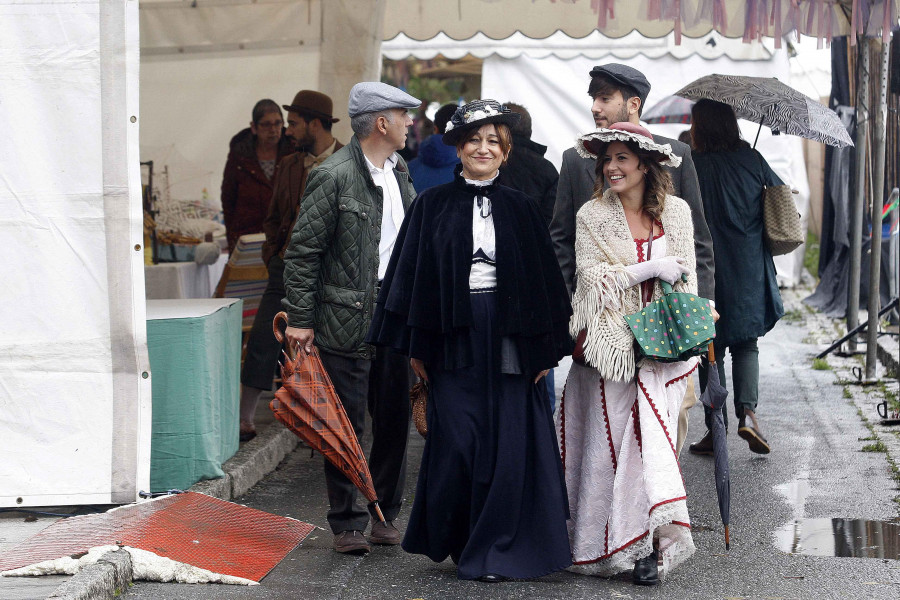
(687, 99, 784, 456)
(220, 99, 292, 254)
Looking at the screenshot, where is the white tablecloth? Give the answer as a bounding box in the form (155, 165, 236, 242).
(144, 253, 228, 299)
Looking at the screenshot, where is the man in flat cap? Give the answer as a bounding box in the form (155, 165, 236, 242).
(281, 82, 420, 554)
(237, 90, 343, 443)
(549, 63, 716, 456)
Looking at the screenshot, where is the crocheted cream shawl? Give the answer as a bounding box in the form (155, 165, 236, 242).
(570, 188, 697, 382)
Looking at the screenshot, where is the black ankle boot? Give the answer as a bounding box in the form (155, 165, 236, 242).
(632, 550, 659, 586)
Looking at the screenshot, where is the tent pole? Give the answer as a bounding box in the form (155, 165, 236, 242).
(847, 38, 869, 352)
(865, 36, 891, 380)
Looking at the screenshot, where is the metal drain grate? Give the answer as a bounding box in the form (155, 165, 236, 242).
(0, 492, 313, 582)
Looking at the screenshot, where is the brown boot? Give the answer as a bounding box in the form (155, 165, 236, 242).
(688, 430, 714, 456)
(369, 520, 401, 545)
(738, 411, 770, 454)
(333, 530, 371, 554)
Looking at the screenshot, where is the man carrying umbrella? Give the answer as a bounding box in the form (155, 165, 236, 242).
(550, 63, 718, 454)
(281, 82, 420, 554)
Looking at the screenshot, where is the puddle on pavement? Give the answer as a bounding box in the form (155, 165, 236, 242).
(774, 518, 900, 559)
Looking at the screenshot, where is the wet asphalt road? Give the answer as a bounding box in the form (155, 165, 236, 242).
(127, 292, 900, 599)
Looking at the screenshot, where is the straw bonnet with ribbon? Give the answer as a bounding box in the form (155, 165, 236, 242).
(441, 99, 520, 145)
(575, 121, 681, 168)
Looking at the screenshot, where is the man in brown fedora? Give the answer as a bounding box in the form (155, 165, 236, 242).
(238, 90, 343, 442)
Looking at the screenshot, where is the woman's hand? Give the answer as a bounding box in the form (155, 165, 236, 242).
(410, 358, 428, 382)
(712, 307, 720, 322)
(652, 256, 689, 285)
(534, 369, 550, 384)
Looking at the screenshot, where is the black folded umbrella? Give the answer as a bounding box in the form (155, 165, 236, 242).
(698, 342, 731, 550)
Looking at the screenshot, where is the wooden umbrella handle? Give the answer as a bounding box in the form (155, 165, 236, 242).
(273, 311, 288, 344)
(708, 342, 716, 364)
(273, 311, 302, 361)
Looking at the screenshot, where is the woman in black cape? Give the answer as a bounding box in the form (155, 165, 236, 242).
(366, 100, 573, 582)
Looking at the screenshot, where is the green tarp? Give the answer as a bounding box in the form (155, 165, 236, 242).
(147, 299, 242, 492)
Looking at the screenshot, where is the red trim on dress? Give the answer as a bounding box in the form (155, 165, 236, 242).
(637, 377, 678, 459)
(633, 221, 665, 245)
(649, 496, 687, 513)
(631, 400, 643, 454)
(600, 379, 618, 471)
(574, 530, 649, 564)
(559, 381, 568, 472)
(665, 360, 699, 387)
(573, 496, 688, 565)
(635, 238, 647, 262)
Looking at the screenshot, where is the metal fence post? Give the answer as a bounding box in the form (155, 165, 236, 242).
(847, 38, 869, 352)
(865, 36, 891, 379)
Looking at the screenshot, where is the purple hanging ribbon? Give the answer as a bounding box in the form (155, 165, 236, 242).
(591, 0, 616, 30)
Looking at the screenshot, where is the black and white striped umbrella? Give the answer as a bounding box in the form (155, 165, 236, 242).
(674, 74, 854, 148)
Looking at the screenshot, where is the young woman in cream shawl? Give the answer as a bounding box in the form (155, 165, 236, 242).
(558, 122, 700, 586)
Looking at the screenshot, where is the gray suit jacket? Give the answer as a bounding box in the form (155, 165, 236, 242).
(549, 134, 715, 300)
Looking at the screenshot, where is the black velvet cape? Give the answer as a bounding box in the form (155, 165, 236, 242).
(366, 171, 573, 374)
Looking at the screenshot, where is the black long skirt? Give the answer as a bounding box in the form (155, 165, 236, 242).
(401, 291, 572, 580)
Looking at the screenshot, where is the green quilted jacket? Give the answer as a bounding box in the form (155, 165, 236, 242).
(282, 135, 416, 359)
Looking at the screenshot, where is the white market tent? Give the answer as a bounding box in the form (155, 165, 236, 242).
(1, 0, 895, 507)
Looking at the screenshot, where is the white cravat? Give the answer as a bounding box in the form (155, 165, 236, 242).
(365, 153, 405, 280)
(467, 173, 498, 289)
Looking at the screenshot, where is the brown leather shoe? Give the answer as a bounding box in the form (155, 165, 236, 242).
(369, 520, 401, 545)
(333, 530, 370, 554)
(738, 415, 770, 454)
(688, 430, 714, 456)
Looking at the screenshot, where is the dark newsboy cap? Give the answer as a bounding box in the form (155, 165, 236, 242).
(588, 63, 651, 108)
(283, 90, 339, 123)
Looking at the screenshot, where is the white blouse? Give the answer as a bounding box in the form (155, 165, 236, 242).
(466, 174, 497, 290)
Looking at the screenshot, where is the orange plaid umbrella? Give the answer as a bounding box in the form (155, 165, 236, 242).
(271, 312, 386, 524)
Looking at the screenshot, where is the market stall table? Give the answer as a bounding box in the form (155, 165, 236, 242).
(144, 252, 228, 299)
(146, 298, 242, 492)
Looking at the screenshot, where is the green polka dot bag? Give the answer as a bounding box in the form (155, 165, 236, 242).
(623, 278, 716, 363)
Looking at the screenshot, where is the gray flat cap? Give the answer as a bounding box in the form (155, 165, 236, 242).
(348, 82, 421, 118)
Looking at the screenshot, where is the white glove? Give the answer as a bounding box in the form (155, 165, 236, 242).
(624, 256, 689, 286)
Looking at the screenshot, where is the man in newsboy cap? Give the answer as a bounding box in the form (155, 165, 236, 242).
(281, 82, 420, 555)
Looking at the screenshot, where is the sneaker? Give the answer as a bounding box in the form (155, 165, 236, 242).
(369, 520, 401, 545)
(333, 530, 371, 554)
(688, 430, 714, 456)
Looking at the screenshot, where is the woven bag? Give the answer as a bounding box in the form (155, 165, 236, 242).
(756, 152, 803, 256)
(763, 183, 803, 255)
(409, 380, 428, 438)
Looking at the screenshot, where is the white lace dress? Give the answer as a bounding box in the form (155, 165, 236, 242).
(558, 232, 698, 578)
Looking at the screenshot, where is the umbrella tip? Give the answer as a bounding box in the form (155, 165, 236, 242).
(725, 525, 731, 551)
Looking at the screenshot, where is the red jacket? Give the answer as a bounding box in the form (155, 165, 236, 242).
(220, 128, 294, 253)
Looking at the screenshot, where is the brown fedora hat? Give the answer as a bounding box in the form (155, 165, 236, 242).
(282, 90, 339, 123)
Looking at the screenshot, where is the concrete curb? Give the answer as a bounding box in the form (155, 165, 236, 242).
(190, 421, 299, 501)
(47, 549, 132, 600)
